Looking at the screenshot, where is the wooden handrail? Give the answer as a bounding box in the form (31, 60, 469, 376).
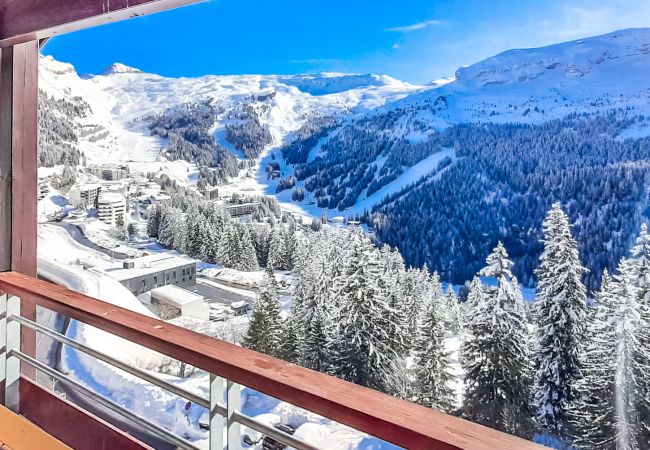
(0, 271, 545, 450)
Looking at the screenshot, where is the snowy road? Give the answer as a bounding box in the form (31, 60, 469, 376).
(46, 221, 130, 259)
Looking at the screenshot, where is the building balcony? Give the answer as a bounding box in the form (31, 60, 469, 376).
(0, 271, 544, 450)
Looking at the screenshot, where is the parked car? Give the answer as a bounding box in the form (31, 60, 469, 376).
(262, 423, 296, 450)
(242, 423, 296, 449)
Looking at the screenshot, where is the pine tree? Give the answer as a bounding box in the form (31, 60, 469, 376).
(185, 207, 203, 258)
(612, 258, 644, 450)
(445, 286, 462, 335)
(268, 225, 288, 270)
(462, 243, 532, 436)
(533, 203, 587, 442)
(301, 302, 331, 372)
(328, 229, 396, 392)
(569, 270, 618, 449)
(413, 272, 455, 412)
(197, 222, 217, 263)
(629, 223, 650, 447)
(402, 267, 428, 338)
(278, 315, 300, 364)
(236, 226, 258, 272)
(218, 223, 241, 269)
(379, 245, 408, 356)
(147, 204, 162, 237)
(243, 267, 282, 356)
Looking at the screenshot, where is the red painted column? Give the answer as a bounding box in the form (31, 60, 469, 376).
(0, 40, 39, 379)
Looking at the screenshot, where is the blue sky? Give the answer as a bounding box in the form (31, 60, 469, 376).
(43, 0, 650, 84)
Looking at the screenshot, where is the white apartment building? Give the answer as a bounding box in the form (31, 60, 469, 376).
(97, 192, 127, 227)
(68, 183, 102, 209)
(88, 164, 130, 181)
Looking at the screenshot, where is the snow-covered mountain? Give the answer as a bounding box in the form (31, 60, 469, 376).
(38, 28, 650, 291)
(395, 28, 650, 126)
(38, 54, 421, 168)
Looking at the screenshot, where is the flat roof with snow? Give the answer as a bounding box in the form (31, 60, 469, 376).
(151, 285, 204, 307)
(94, 253, 197, 281)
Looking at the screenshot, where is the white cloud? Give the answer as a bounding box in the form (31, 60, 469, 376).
(537, 1, 650, 42)
(391, 43, 401, 49)
(386, 19, 443, 33)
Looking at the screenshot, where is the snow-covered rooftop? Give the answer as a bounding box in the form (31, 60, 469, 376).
(94, 253, 196, 281)
(151, 284, 203, 306)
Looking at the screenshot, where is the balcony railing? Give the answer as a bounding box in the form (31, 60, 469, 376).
(0, 271, 544, 449)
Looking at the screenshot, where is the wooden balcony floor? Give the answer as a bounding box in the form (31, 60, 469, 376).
(0, 405, 71, 450)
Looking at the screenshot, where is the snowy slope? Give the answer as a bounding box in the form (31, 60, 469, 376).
(38, 55, 422, 168)
(394, 28, 650, 126)
(267, 28, 650, 219)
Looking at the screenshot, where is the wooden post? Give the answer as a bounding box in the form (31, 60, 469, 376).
(0, 41, 39, 380)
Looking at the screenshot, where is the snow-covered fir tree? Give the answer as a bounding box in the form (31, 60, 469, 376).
(328, 229, 398, 392)
(462, 242, 532, 437)
(301, 302, 332, 372)
(379, 245, 409, 356)
(412, 272, 455, 412)
(569, 269, 617, 449)
(218, 223, 241, 269)
(402, 267, 429, 339)
(612, 258, 644, 450)
(533, 203, 587, 442)
(268, 225, 289, 270)
(629, 223, 650, 448)
(236, 225, 259, 272)
(243, 267, 282, 356)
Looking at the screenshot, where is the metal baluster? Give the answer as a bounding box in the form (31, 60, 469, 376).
(0, 294, 6, 406)
(210, 374, 225, 450)
(226, 380, 241, 450)
(4, 295, 20, 412)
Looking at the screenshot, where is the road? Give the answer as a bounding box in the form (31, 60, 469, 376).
(46, 221, 130, 260)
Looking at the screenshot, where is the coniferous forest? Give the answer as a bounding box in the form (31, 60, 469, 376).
(234, 204, 650, 449)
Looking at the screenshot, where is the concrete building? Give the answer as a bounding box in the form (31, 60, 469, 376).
(203, 186, 219, 200)
(225, 202, 259, 217)
(150, 284, 209, 321)
(92, 253, 197, 296)
(97, 192, 126, 227)
(88, 164, 130, 181)
(68, 183, 101, 209)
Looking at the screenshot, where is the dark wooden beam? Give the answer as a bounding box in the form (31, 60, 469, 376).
(10, 41, 38, 278)
(0, 0, 205, 47)
(0, 46, 12, 272)
(0, 41, 38, 276)
(0, 41, 38, 379)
